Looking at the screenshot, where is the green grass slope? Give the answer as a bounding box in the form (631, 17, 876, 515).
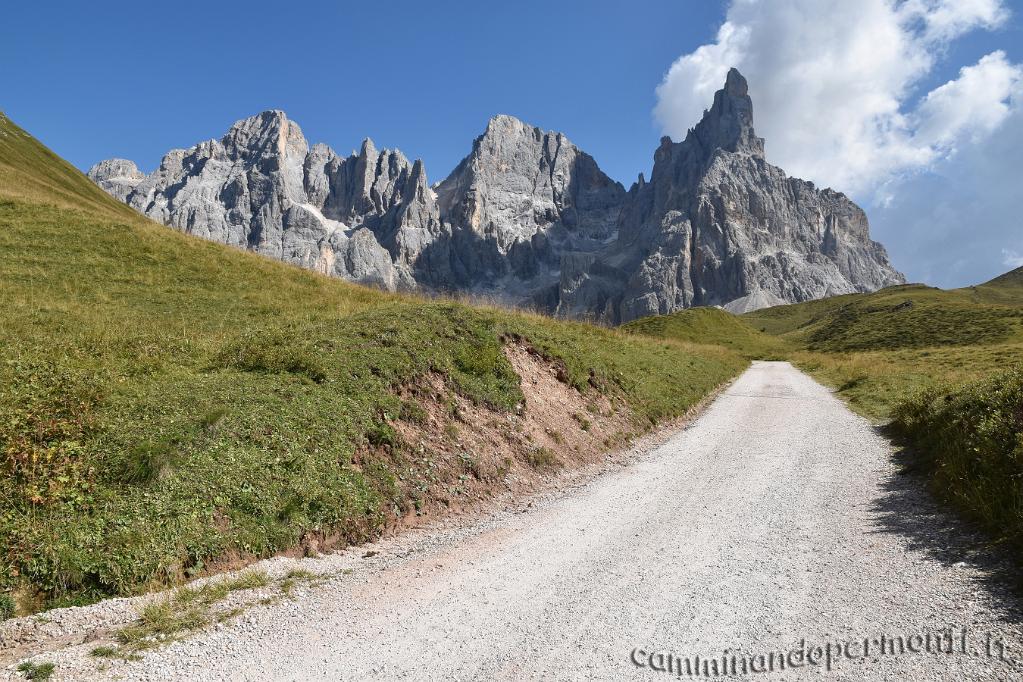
(892, 368, 1023, 554)
(0, 116, 746, 613)
(744, 283, 1022, 352)
(622, 307, 789, 359)
(742, 280, 1023, 418)
(969, 265, 1023, 306)
(0, 112, 138, 220)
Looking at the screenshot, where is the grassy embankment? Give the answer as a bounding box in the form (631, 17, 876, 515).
(0, 112, 747, 614)
(633, 275, 1023, 555)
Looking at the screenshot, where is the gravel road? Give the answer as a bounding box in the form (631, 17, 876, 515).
(18, 361, 1023, 680)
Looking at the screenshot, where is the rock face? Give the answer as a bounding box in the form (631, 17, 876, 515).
(89, 111, 438, 289)
(555, 69, 903, 321)
(87, 158, 145, 203)
(430, 115, 625, 297)
(88, 69, 903, 320)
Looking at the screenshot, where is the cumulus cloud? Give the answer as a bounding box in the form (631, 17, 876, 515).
(915, 51, 1021, 150)
(860, 95, 1023, 287)
(903, 0, 1009, 42)
(653, 0, 1020, 196)
(1003, 250, 1023, 269)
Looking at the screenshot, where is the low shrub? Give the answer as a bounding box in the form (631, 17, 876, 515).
(891, 366, 1023, 549)
(217, 329, 327, 383)
(0, 593, 15, 620)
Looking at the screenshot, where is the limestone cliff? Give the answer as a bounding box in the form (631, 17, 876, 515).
(88, 69, 903, 320)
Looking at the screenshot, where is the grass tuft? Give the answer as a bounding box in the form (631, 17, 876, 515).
(112, 570, 270, 651)
(280, 568, 318, 596)
(16, 661, 55, 680)
(525, 447, 560, 468)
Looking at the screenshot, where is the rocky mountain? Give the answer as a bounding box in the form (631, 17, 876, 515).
(88, 69, 903, 321)
(557, 69, 903, 321)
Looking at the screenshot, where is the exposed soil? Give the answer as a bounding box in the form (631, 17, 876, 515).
(382, 343, 635, 525)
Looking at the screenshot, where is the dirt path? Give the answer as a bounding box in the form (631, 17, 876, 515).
(10, 361, 1023, 680)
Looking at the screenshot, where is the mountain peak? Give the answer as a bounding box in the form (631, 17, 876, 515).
(359, 137, 377, 158)
(86, 158, 146, 203)
(688, 67, 764, 158)
(85, 97, 901, 321)
(482, 114, 538, 140)
(487, 113, 525, 127)
(724, 67, 749, 96)
(223, 110, 308, 160)
(87, 158, 144, 181)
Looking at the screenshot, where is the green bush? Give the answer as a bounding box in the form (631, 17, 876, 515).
(0, 593, 15, 620)
(892, 366, 1023, 549)
(366, 420, 399, 448)
(217, 328, 327, 383)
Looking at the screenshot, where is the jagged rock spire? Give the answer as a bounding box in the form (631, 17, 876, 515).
(689, 68, 765, 158)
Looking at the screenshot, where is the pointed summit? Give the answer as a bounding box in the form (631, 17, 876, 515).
(222, 110, 308, 161)
(723, 67, 749, 96)
(484, 114, 531, 135)
(689, 67, 764, 158)
(359, 137, 377, 158)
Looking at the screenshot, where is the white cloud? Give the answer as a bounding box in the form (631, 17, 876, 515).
(1002, 249, 1023, 269)
(653, 0, 1020, 197)
(915, 51, 1021, 151)
(901, 0, 1009, 42)
(870, 102, 1023, 287)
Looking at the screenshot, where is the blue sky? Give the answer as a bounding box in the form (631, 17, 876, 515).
(1, 1, 726, 184)
(3, 1, 1022, 287)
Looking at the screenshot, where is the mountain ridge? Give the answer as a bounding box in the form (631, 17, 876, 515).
(88, 70, 904, 320)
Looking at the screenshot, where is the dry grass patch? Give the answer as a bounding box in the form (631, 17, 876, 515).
(113, 570, 269, 652)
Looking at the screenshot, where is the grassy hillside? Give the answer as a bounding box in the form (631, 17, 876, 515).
(745, 283, 1020, 353)
(0, 112, 138, 220)
(743, 279, 1023, 419)
(0, 116, 746, 612)
(622, 307, 789, 359)
(971, 266, 1023, 305)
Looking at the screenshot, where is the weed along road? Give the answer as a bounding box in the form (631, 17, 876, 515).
(44, 362, 1023, 680)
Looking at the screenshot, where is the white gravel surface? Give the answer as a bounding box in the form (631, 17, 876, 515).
(8, 361, 1023, 680)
